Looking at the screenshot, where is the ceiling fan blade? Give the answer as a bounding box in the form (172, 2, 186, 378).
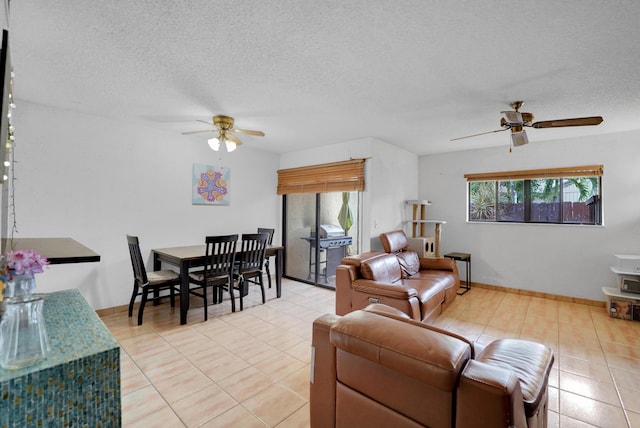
(181, 129, 217, 135)
(197, 119, 214, 125)
(232, 128, 265, 137)
(450, 128, 508, 141)
(226, 133, 243, 146)
(531, 116, 603, 129)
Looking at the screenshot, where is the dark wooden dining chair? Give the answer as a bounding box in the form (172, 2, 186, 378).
(126, 235, 181, 325)
(187, 234, 238, 321)
(232, 233, 269, 312)
(257, 227, 275, 288)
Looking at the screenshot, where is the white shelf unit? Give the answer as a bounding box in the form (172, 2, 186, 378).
(605, 255, 640, 320)
(602, 286, 640, 320)
(610, 267, 640, 294)
(403, 200, 446, 257)
(612, 254, 640, 273)
(610, 266, 640, 276)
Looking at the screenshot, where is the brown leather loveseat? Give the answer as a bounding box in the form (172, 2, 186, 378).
(311, 304, 554, 428)
(336, 230, 459, 323)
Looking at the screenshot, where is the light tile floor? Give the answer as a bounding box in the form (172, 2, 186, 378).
(101, 280, 640, 427)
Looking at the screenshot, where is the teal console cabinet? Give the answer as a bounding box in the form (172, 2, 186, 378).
(0, 289, 120, 427)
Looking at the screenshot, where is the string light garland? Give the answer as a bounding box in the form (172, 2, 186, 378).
(5, 68, 17, 241)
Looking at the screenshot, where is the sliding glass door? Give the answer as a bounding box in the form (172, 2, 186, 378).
(283, 193, 317, 284)
(283, 191, 359, 288)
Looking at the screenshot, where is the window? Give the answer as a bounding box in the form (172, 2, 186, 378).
(465, 165, 603, 225)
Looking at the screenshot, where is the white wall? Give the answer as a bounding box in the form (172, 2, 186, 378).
(367, 139, 419, 250)
(279, 137, 419, 252)
(14, 99, 633, 306)
(419, 130, 640, 301)
(11, 101, 280, 310)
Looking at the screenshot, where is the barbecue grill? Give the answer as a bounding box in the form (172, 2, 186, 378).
(302, 224, 353, 284)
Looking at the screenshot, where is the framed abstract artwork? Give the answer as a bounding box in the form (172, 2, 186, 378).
(192, 164, 230, 205)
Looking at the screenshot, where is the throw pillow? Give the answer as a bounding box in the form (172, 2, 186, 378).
(397, 251, 420, 278)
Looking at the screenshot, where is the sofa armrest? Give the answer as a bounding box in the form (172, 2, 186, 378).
(456, 360, 527, 428)
(419, 256, 458, 272)
(476, 338, 554, 424)
(335, 265, 357, 315)
(310, 314, 341, 428)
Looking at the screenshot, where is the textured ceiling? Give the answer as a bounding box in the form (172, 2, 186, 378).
(7, 0, 640, 155)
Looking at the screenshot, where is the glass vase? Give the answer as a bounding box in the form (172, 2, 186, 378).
(0, 294, 50, 369)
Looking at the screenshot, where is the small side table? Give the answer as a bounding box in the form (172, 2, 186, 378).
(444, 252, 471, 295)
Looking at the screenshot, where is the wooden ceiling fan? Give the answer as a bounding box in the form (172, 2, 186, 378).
(182, 115, 264, 152)
(451, 101, 603, 148)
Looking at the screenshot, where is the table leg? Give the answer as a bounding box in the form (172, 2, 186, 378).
(445, 253, 471, 296)
(179, 261, 189, 325)
(458, 257, 471, 295)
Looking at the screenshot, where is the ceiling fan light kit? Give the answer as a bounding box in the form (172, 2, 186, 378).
(207, 137, 238, 152)
(207, 129, 240, 152)
(451, 101, 603, 149)
(511, 130, 529, 147)
(182, 115, 264, 152)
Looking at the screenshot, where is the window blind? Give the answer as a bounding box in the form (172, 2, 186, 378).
(464, 165, 603, 182)
(277, 159, 366, 195)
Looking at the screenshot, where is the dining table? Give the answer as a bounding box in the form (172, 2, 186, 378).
(152, 244, 284, 325)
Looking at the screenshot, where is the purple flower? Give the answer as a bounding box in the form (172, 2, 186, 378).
(5, 249, 50, 276)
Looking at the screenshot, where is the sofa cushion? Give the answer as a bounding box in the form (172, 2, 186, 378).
(397, 250, 420, 278)
(379, 230, 409, 253)
(360, 254, 402, 283)
(407, 270, 457, 291)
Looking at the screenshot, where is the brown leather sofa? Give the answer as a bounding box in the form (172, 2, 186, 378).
(336, 230, 459, 323)
(311, 304, 554, 428)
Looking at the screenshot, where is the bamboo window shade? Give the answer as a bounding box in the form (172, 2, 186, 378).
(464, 165, 603, 182)
(277, 159, 366, 195)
